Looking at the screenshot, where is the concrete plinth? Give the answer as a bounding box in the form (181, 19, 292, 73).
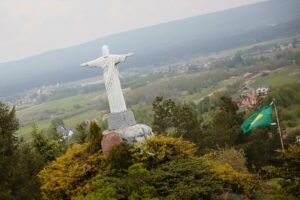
(107, 110, 136, 130)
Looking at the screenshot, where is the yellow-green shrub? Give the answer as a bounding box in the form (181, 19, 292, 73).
(106, 142, 133, 169)
(38, 144, 105, 200)
(201, 153, 260, 197)
(131, 135, 196, 167)
(207, 147, 248, 173)
(39, 135, 262, 200)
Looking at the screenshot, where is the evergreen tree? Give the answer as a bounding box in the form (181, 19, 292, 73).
(239, 126, 282, 168)
(88, 121, 103, 154)
(199, 96, 244, 151)
(0, 102, 19, 199)
(10, 143, 43, 200)
(276, 144, 300, 198)
(173, 103, 200, 141)
(74, 123, 87, 144)
(152, 96, 177, 134)
(31, 123, 61, 162)
(152, 96, 200, 141)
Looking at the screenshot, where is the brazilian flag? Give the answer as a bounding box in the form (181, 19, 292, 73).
(241, 105, 273, 134)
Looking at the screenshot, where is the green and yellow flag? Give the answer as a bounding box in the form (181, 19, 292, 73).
(241, 105, 273, 134)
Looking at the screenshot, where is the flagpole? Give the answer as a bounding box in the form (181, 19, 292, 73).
(273, 98, 285, 152)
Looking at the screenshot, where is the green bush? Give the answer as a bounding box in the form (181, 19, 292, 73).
(74, 187, 118, 200)
(149, 157, 222, 199)
(107, 142, 133, 169)
(206, 147, 248, 173)
(131, 135, 196, 167)
(39, 144, 105, 200)
(276, 144, 300, 198)
(87, 121, 103, 154)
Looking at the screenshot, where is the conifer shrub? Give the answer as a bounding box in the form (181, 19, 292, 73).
(205, 147, 248, 173)
(275, 144, 300, 198)
(106, 142, 133, 169)
(201, 153, 261, 197)
(31, 123, 61, 162)
(127, 163, 157, 199)
(74, 186, 118, 200)
(131, 135, 196, 167)
(149, 157, 223, 199)
(260, 166, 280, 179)
(87, 121, 103, 154)
(38, 144, 105, 200)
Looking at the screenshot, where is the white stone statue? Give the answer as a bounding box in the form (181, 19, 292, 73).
(81, 45, 134, 113)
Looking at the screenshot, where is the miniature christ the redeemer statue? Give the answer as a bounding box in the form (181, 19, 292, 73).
(80, 44, 152, 142)
(81, 45, 133, 113)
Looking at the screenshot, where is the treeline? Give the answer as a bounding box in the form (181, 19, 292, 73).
(125, 68, 233, 106)
(36, 84, 105, 104)
(213, 46, 300, 70)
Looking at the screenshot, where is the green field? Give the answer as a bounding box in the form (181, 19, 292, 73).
(251, 65, 300, 87)
(17, 91, 105, 137)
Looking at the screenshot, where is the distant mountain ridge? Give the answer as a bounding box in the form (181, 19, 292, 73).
(1, 0, 300, 97)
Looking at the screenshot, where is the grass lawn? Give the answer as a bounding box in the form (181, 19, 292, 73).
(251, 65, 300, 87)
(16, 91, 105, 137)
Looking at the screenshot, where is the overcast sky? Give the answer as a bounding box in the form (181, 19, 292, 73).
(0, 0, 264, 62)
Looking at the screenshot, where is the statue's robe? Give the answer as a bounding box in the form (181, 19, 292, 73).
(82, 54, 128, 113)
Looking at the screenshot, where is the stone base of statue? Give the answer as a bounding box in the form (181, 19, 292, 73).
(107, 110, 136, 130)
(103, 110, 153, 143)
(103, 124, 153, 143)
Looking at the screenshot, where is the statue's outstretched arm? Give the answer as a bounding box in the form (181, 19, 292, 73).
(125, 53, 134, 58)
(81, 57, 105, 68)
(114, 53, 134, 65)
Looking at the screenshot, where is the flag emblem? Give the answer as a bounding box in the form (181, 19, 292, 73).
(251, 113, 264, 125)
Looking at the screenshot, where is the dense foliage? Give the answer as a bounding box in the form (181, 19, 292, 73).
(39, 144, 104, 199)
(275, 144, 300, 198)
(263, 83, 300, 129)
(39, 135, 262, 200)
(0, 102, 42, 200)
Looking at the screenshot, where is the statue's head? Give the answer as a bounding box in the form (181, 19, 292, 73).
(102, 45, 110, 57)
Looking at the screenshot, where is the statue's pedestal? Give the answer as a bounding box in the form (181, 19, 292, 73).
(102, 110, 153, 156)
(107, 110, 136, 130)
(103, 124, 153, 143)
